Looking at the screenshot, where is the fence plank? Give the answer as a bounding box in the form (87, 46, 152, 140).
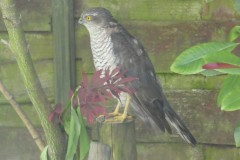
(74, 0, 202, 21)
(0, 0, 51, 31)
(76, 21, 240, 73)
(52, 0, 76, 106)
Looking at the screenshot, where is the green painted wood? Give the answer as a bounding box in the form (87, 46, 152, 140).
(52, 0, 76, 106)
(0, 128, 41, 160)
(75, 0, 202, 21)
(0, 0, 239, 31)
(137, 143, 204, 160)
(138, 143, 240, 160)
(1, 128, 238, 160)
(0, 33, 53, 63)
(0, 60, 54, 104)
(204, 145, 240, 160)
(1, 89, 239, 145)
(202, 0, 240, 20)
(76, 21, 240, 73)
(0, 0, 51, 31)
(135, 90, 240, 145)
(0, 58, 227, 104)
(0, 104, 42, 127)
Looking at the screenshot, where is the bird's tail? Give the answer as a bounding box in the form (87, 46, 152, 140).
(154, 99, 197, 146)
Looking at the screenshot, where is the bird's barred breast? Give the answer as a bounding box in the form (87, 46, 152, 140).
(90, 29, 118, 71)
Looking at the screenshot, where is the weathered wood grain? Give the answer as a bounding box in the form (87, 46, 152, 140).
(1, 21, 238, 72)
(76, 21, 240, 73)
(52, 0, 76, 106)
(137, 143, 204, 160)
(98, 119, 137, 160)
(0, 60, 54, 104)
(202, 0, 240, 20)
(0, 33, 53, 62)
(0, 58, 225, 104)
(0, 0, 51, 31)
(75, 0, 202, 21)
(137, 143, 240, 160)
(1, 127, 238, 160)
(88, 141, 111, 160)
(1, 90, 237, 145)
(0, 0, 239, 32)
(134, 90, 240, 145)
(0, 128, 41, 159)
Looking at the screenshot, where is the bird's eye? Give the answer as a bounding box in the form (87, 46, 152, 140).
(85, 15, 92, 21)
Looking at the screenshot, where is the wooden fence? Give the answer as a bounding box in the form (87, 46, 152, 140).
(0, 0, 240, 159)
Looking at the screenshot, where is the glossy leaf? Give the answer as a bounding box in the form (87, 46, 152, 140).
(77, 108, 90, 160)
(204, 51, 240, 67)
(65, 107, 81, 160)
(40, 146, 49, 160)
(199, 70, 222, 76)
(234, 123, 240, 147)
(171, 42, 238, 74)
(215, 68, 240, 75)
(228, 26, 240, 42)
(221, 90, 240, 111)
(217, 75, 240, 107)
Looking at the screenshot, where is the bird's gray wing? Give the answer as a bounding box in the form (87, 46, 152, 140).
(109, 23, 196, 145)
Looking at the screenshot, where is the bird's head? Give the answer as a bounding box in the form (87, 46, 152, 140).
(79, 7, 114, 31)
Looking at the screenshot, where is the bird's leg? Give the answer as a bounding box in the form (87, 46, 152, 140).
(104, 95, 132, 123)
(119, 95, 131, 122)
(97, 100, 121, 123)
(108, 100, 121, 116)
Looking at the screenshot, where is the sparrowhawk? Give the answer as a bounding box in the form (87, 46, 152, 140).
(79, 7, 196, 145)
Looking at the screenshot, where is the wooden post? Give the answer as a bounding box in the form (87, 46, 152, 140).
(88, 141, 111, 160)
(51, 0, 76, 106)
(96, 119, 137, 160)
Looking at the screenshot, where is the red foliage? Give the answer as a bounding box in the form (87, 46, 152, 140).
(49, 67, 137, 124)
(70, 67, 137, 124)
(49, 103, 62, 122)
(202, 63, 240, 70)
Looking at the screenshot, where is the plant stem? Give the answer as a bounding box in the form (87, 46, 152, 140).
(0, 0, 66, 159)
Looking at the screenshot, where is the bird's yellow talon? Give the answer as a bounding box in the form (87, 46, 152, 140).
(101, 95, 132, 123)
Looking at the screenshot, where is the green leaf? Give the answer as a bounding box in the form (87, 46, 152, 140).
(234, 123, 240, 147)
(40, 146, 49, 160)
(205, 51, 240, 67)
(228, 26, 240, 42)
(217, 75, 240, 107)
(215, 68, 240, 75)
(221, 90, 240, 111)
(65, 107, 81, 160)
(171, 42, 238, 74)
(63, 116, 71, 135)
(77, 108, 90, 160)
(200, 70, 223, 76)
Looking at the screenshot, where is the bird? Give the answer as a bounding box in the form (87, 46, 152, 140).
(79, 7, 197, 145)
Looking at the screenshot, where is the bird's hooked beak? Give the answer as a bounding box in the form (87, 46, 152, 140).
(78, 17, 83, 24)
